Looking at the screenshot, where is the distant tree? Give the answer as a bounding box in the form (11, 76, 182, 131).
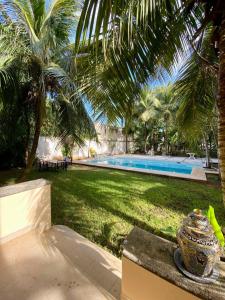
(138, 87, 161, 153)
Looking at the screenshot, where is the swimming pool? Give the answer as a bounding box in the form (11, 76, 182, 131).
(88, 156, 202, 175)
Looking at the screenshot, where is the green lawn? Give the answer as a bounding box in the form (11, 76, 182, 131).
(0, 166, 223, 256)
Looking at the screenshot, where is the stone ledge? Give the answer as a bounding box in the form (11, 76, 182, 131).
(0, 178, 50, 197)
(122, 227, 225, 300)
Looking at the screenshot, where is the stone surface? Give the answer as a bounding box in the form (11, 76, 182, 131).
(122, 227, 225, 300)
(0, 225, 121, 300)
(0, 178, 50, 197)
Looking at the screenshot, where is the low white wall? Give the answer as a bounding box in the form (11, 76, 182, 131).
(0, 179, 51, 244)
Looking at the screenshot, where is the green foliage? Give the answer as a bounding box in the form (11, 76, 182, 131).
(76, 0, 188, 74)
(75, 0, 220, 160)
(174, 28, 218, 144)
(0, 74, 33, 169)
(207, 205, 225, 247)
(0, 0, 221, 169)
(61, 143, 72, 158)
(133, 85, 185, 154)
(0, 0, 97, 169)
(74, 1, 192, 127)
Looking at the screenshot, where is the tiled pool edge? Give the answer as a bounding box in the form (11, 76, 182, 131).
(73, 160, 207, 182)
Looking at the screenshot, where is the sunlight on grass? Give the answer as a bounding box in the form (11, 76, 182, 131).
(0, 166, 222, 257)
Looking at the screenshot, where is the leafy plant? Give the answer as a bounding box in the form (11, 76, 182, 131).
(62, 143, 71, 158)
(89, 147, 96, 157)
(207, 205, 225, 247)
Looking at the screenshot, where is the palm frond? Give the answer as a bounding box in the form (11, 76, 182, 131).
(41, 0, 77, 47)
(53, 92, 96, 145)
(174, 27, 218, 141)
(6, 0, 39, 43)
(0, 22, 25, 89)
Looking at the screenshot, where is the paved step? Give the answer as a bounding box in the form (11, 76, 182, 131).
(0, 225, 121, 300)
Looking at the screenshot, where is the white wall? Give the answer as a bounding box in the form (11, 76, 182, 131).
(0, 179, 51, 244)
(37, 124, 133, 160)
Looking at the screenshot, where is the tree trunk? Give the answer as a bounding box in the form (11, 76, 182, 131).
(24, 106, 31, 166)
(144, 133, 151, 154)
(165, 122, 169, 155)
(19, 96, 43, 181)
(124, 117, 129, 154)
(144, 122, 147, 153)
(125, 130, 128, 153)
(88, 140, 91, 158)
(217, 19, 225, 206)
(144, 137, 147, 154)
(203, 134, 211, 168)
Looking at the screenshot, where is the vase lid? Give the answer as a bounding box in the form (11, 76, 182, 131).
(182, 209, 218, 243)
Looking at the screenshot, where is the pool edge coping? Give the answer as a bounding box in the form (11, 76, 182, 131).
(73, 158, 207, 182)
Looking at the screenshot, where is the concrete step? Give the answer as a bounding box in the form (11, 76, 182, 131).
(0, 225, 121, 300)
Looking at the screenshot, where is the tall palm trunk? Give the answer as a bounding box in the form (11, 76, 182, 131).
(124, 117, 130, 154)
(165, 122, 168, 155)
(144, 133, 151, 154)
(144, 122, 148, 153)
(19, 95, 43, 180)
(125, 130, 128, 153)
(203, 133, 210, 168)
(218, 19, 225, 206)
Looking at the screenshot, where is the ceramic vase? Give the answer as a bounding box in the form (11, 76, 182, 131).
(177, 210, 220, 277)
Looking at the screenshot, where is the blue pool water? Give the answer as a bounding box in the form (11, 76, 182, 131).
(88, 156, 202, 174)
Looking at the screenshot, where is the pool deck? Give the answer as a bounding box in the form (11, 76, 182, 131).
(73, 155, 208, 182)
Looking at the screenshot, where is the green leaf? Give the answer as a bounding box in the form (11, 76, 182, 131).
(207, 205, 224, 247)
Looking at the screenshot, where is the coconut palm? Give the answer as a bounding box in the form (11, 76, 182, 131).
(1, 0, 96, 176)
(1, 0, 141, 172)
(137, 87, 161, 153)
(174, 28, 218, 167)
(76, 0, 225, 205)
(156, 86, 175, 154)
(136, 85, 174, 154)
(64, 41, 141, 155)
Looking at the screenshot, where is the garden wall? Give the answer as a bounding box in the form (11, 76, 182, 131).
(37, 123, 134, 160)
(0, 179, 51, 244)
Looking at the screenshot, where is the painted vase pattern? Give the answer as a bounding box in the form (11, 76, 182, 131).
(177, 210, 220, 277)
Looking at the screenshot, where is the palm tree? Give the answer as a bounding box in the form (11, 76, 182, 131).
(76, 0, 225, 205)
(138, 87, 161, 153)
(154, 86, 174, 155)
(174, 29, 218, 167)
(70, 42, 142, 152)
(0, 17, 33, 168)
(135, 85, 174, 154)
(1, 0, 96, 177)
(1, 0, 141, 172)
